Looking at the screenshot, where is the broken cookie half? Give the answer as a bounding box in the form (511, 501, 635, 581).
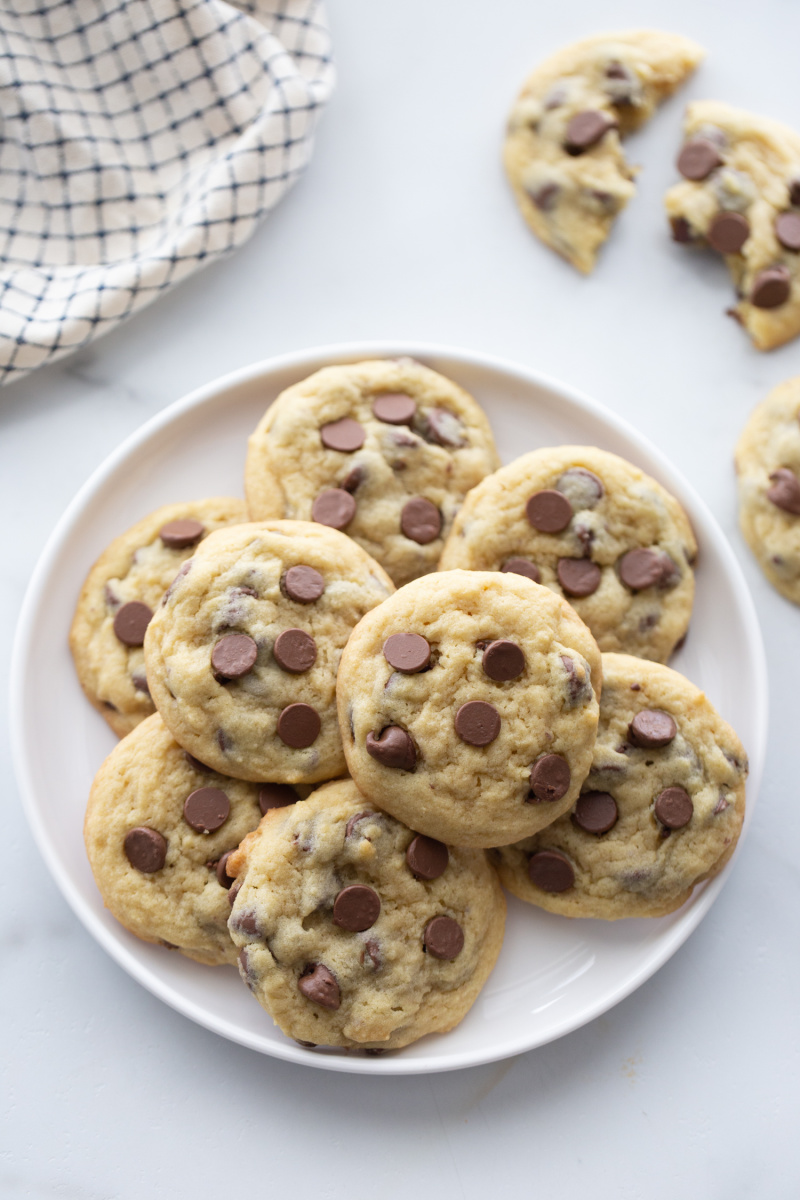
(666, 100, 800, 351)
(504, 29, 704, 274)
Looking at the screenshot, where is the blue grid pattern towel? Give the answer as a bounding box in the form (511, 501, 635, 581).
(0, 0, 334, 384)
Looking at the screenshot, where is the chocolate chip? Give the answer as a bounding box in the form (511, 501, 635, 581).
(670, 216, 693, 243)
(424, 408, 466, 448)
(361, 939, 381, 970)
(526, 489, 573, 533)
(628, 710, 677, 748)
(232, 908, 260, 936)
(273, 628, 317, 673)
(366, 727, 416, 770)
(572, 792, 618, 834)
(333, 885, 381, 932)
(383, 632, 431, 672)
(767, 467, 800, 515)
(372, 392, 417, 424)
(184, 787, 230, 833)
(159, 518, 205, 548)
(677, 138, 722, 181)
(501, 558, 541, 583)
(312, 488, 357, 530)
(259, 783, 298, 813)
(557, 558, 601, 597)
(228, 878, 241, 907)
(530, 182, 559, 211)
(131, 672, 149, 695)
(776, 211, 800, 251)
(216, 851, 235, 888)
(529, 754, 571, 802)
(564, 110, 616, 154)
(341, 465, 364, 493)
(113, 601, 153, 646)
(423, 916, 464, 959)
(298, 963, 340, 1009)
(406, 835, 449, 880)
(400, 497, 441, 544)
(618, 548, 665, 591)
(320, 417, 365, 453)
(654, 786, 693, 829)
(528, 849, 574, 892)
(104, 583, 120, 608)
(211, 633, 258, 679)
(282, 565, 325, 603)
(185, 751, 212, 772)
(751, 265, 791, 309)
(790, 179, 800, 207)
(454, 701, 500, 746)
(277, 704, 321, 748)
(345, 811, 376, 839)
(482, 640, 525, 681)
(163, 560, 192, 603)
(555, 467, 604, 509)
(123, 827, 167, 873)
(708, 211, 749, 254)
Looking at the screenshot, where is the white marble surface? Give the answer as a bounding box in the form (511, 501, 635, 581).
(3, 1, 799, 1195)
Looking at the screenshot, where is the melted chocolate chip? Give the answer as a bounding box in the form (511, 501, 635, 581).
(555, 467, 604, 509)
(228, 878, 241, 907)
(361, 939, 381, 970)
(282, 565, 325, 603)
(299, 963, 341, 1009)
(677, 138, 722, 181)
(215, 850, 235, 888)
(159, 518, 205, 548)
(372, 393, 417, 424)
(707, 211, 749, 254)
(572, 791, 618, 834)
(501, 558, 541, 583)
(333, 885, 381, 932)
(751, 265, 791, 309)
(528, 849, 574, 892)
(211, 633, 258, 678)
(654, 786, 693, 829)
(406, 835, 449, 880)
(767, 467, 800, 515)
(184, 787, 230, 833)
(564, 110, 616, 154)
(259, 783, 298, 813)
(482, 640, 525, 681)
(277, 704, 321, 748)
(776, 211, 800, 251)
(312, 489, 357, 530)
(424, 408, 466, 448)
(530, 182, 559, 211)
(628, 710, 677, 748)
(113, 601, 153, 647)
(529, 754, 571, 802)
(366, 727, 416, 771)
(124, 827, 167, 873)
(383, 632, 431, 672)
(400, 497, 441, 544)
(273, 628, 317, 673)
(526, 489, 573, 533)
(423, 916, 464, 959)
(320, 417, 365, 453)
(454, 701, 500, 746)
(345, 811, 376, 839)
(557, 558, 601, 597)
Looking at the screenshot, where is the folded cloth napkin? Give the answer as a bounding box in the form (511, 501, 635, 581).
(0, 0, 334, 384)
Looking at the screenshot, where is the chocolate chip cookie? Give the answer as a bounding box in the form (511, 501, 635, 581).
(143, 521, 393, 782)
(337, 569, 602, 849)
(736, 376, 800, 602)
(666, 101, 800, 350)
(70, 497, 246, 736)
(244, 359, 500, 587)
(226, 779, 506, 1051)
(505, 30, 703, 273)
(492, 653, 747, 919)
(439, 447, 697, 662)
(83, 714, 304, 964)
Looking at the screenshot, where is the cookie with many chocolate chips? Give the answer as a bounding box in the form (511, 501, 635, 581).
(666, 101, 800, 351)
(505, 30, 703, 273)
(439, 447, 697, 662)
(144, 521, 393, 782)
(83, 714, 305, 964)
(69, 498, 246, 736)
(493, 654, 747, 918)
(736, 376, 800, 602)
(337, 570, 602, 849)
(226, 779, 505, 1051)
(244, 359, 499, 587)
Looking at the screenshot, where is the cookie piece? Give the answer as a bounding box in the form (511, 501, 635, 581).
(83, 714, 303, 964)
(666, 100, 800, 350)
(227, 779, 506, 1051)
(70, 497, 246, 737)
(439, 447, 697, 662)
(143, 521, 394, 782)
(493, 653, 747, 919)
(337, 570, 601, 849)
(244, 359, 500, 587)
(505, 30, 703, 272)
(735, 376, 800, 601)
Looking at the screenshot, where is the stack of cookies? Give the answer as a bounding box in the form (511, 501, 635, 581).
(74, 357, 748, 1055)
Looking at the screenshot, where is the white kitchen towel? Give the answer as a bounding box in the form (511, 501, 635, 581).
(0, 0, 334, 384)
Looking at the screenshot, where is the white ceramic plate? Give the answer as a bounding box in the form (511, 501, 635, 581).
(11, 342, 767, 1076)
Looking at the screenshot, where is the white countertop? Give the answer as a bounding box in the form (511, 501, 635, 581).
(3, 1, 799, 1195)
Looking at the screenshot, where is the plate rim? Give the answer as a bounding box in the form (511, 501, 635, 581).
(10, 339, 769, 1075)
